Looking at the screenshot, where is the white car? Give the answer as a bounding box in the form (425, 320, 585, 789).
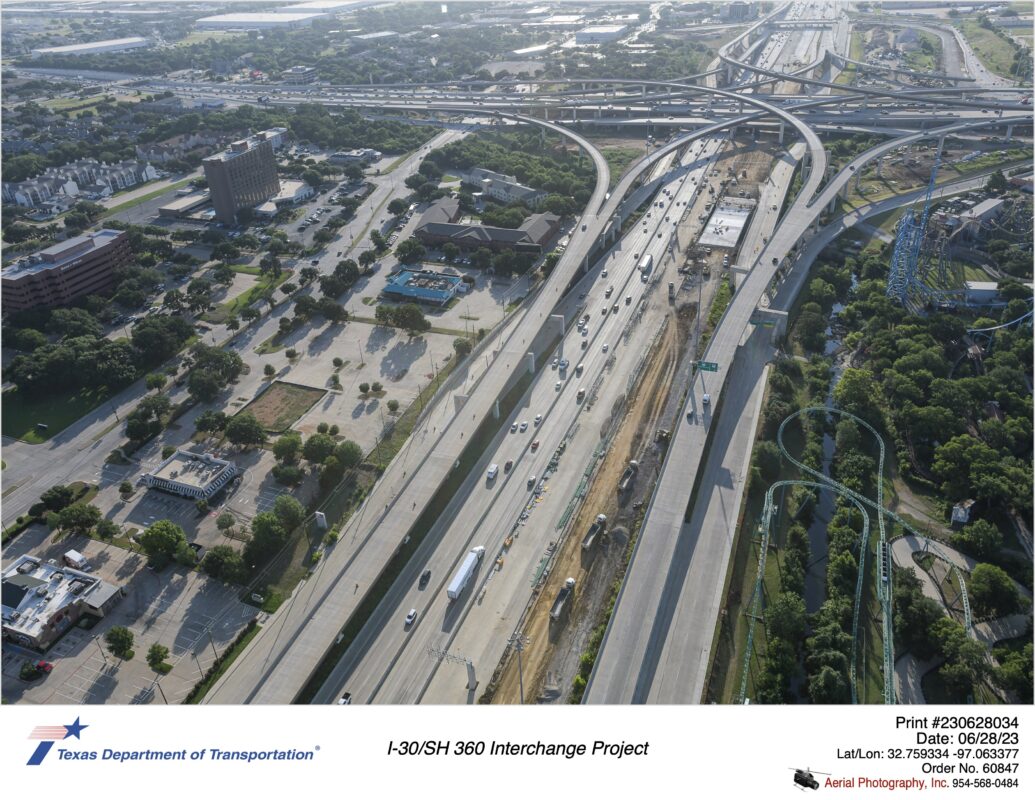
(555, 380, 562, 390)
(510, 423, 518, 433)
(702, 393, 711, 405)
(602, 343, 609, 352)
(405, 608, 417, 626)
(519, 421, 528, 432)
(534, 414, 542, 426)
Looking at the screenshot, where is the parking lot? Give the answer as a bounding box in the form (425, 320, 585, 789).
(1, 537, 256, 705)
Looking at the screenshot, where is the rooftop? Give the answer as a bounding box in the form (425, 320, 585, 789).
(31, 36, 149, 55)
(962, 197, 1004, 218)
(197, 12, 325, 25)
(579, 25, 628, 33)
(389, 269, 464, 292)
(1, 229, 124, 279)
(147, 450, 237, 490)
(2, 556, 118, 643)
(278, 0, 366, 10)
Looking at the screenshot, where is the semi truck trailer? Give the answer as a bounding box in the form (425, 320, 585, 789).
(446, 546, 485, 601)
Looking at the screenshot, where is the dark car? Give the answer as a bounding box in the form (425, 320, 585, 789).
(419, 569, 432, 589)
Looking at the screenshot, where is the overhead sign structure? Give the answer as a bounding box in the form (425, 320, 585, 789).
(698, 361, 719, 372)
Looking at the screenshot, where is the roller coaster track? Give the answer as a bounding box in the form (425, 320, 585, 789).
(738, 407, 973, 706)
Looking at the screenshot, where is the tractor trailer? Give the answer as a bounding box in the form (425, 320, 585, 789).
(446, 546, 485, 601)
(637, 253, 653, 276)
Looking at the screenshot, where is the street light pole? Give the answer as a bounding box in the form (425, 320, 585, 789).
(510, 633, 529, 704)
(94, 636, 109, 664)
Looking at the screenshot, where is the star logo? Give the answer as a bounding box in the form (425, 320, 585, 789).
(27, 718, 88, 765)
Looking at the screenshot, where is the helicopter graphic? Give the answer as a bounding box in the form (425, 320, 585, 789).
(790, 766, 830, 791)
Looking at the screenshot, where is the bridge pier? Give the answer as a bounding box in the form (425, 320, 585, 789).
(493, 399, 501, 419)
(526, 352, 535, 374)
(1006, 124, 1014, 142)
(802, 150, 812, 184)
(572, 107, 577, 122)
(778, 120, 785, 145)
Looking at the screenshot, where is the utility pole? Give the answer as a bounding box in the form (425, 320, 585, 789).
(510, 633, 530, 704)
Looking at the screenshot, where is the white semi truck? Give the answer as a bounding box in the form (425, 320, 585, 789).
(446, 546, 485, 601)
(637, 253, 653, 276)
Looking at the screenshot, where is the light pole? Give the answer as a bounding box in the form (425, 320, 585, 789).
(94, 635, 109, 665)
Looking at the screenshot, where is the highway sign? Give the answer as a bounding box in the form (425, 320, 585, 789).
(698, 361, 719, 372)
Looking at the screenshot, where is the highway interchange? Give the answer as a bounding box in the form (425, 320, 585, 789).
(8, 0, 1031, 706)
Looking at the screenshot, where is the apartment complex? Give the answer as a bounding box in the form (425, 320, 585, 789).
(203, 131, 281, 223)
(1, 229, 131, 312)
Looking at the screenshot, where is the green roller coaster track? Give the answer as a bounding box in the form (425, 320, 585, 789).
(737, 406, 973, 706)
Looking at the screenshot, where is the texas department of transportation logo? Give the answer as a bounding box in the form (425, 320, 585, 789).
(26, 717, 88, 766)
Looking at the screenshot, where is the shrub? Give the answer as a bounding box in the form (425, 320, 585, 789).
(359, 382, 370, 394)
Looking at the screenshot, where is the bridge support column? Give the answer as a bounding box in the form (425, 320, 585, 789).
(493, 399, 501, 419)
(550, 314, 565, 344)
(572, 107, 577, 122)
(641, 84, 647, 97)
(1006, 124, 1014, 142)
(778, 120, 785, 145)
(727, 64, 734, 83)
(582, 254, 590, 274)
(526, 352, 535, 374)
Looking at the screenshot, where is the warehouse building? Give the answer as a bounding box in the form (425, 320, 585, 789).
(196, 12, 326, 30)
(30, 36, 150, 58)
(140, 450, 240, 500)
(382, 269, 463, 306)
(277, 0, 370, 11)
(1, 229, 131, 312)
(574, 25, 628, 45)
(2, 555, 124, 651)
(203, 131, 281, 223)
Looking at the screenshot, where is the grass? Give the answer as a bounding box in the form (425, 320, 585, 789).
(904, 31, 941, 73)
(42, 95, 107, 115)
(835, 32, 866, 86)
(203, 270, 291, 324)
(183, 621, 260, 704)
(2, 385, 115, 444)
(174, 30, 246, 47)
(239, 381, 326, 433)
(101, 178, 195, 219)
(600, 146, 644, 187)
(255, 335, 285, 355)
(957, 19, 1020, 79)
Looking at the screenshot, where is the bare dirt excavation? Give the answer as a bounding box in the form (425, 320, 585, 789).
(488, 303, 695, 704)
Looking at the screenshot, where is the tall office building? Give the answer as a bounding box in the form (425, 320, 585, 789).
(1, 229, 131, 312)
(203, 132, 281, 223)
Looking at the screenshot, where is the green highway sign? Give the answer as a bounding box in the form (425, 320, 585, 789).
(698, 361, 719, 372)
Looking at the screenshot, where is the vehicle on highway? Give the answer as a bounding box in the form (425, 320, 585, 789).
(626, 295, 633, 305)
(577, 387, 586, 402)
(555, 380, 562, 390)
(504, 460, 513, 472)
(601, 307, 608, 316)
(581, 340, 588, 349)
(510, 423, 518, 433)
(559, 359, 569, 370)
(602, 343, 609, 352)
(338, 693, 352, 705)
(702, 393, 711, 405)
(531, 440, 540, 451)
(575, 363, 584, 375)
(419, 569, 431, 588)
(612, 304, 619, 313)
(527, 475, 536, 489)
(447, 547, 485, 601)
(605, 286, 614, 298)
(601, 269, 608, 278)
(534, 414, 542, 425)
(519, 421, 528, 432)
(405, 608, 418, 627)
(552, 357, 559, 369)
(487, 464, 499, 480)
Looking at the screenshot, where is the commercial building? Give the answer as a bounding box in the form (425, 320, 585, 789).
(203, 132, 281, 224)
(721, 1, 756, 21)
(574, 25, 628, 45)
(158, 191, 211, 218)
(415, 212, 560, 254)
(254, 180, 317, 217)
(2, 555, 124, 651)
(1, 229, 131, 312)
(353, 30, 400, 42)
(196, 12, 325, 30)
(30, 36, 150, 58)
(140, 450, 240, 500)
(327, 148, 382, 165)
(382, 269, 463, 306)
(419, 196, 462, 226)
(958, 197, 1004, 239)
(277, 0, 369, 11)
(282, 65, 319, 84)
(464, 168, 547, 208)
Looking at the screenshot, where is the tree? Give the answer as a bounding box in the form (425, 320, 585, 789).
(950, 519, 1003, 560)
(358, 249, 377, 269)
(993, 643, 1033, 702)
(303, 433, 336, 463)
(40, 484, 77, 513)
(273, 494, 305, 530)
(194, 409, 228, 434)
(201, 544, 247, 583)
(58, 503, 102, 536)
(280, 282, 298, 296)
(139, 519, 188, 568)
(969, 563, 1021, 617)
(302, 168, 323, 187)
(320, 455, 344, 489)
(147, 643, 170, 671)
(985, 169, 1009, 194)
(453, 337, 472, 358)
(833, 368, 881, 426)
(333, 440, 363, 469)
(300, 266, 319, 285)
(105, 626, 134, 659)
(371, 381, 383, 392)
(264, 363, 276, 378)
(224, 412, 266, 447)
(753, 440, 782, 482)
(393, 304, 430, 333)
(809, 664, 850, 703)
(395, 238, 426, 264)
(216, 511, 237, 536)
(119, 481, 134, 502)
(145, 372, 167, 392)
(245, 511, 288, 565)
(442, 242, 460, 262)
(387, 197, 409, 216)
(91, 517, 119, 540)
(766, 592, 806, 642)
(273, 432, 303, 464)
(359, 382, 370, 394)
(387, 398, 400, 413)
